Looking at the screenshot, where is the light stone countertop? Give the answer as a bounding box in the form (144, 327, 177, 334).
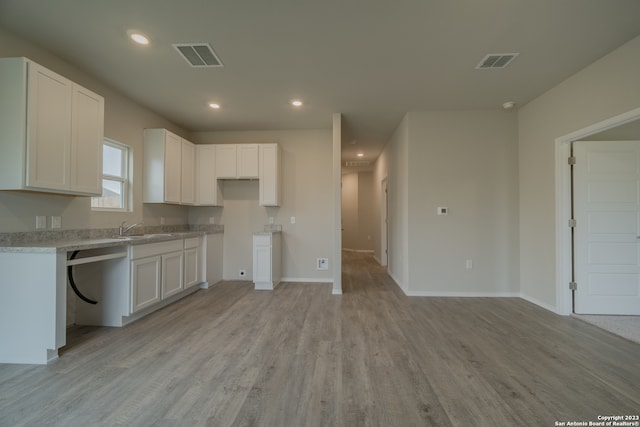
(0, 228, 224, 254)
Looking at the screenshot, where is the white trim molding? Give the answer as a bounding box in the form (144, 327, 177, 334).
(403, 290, 520, 298)
(555, 107, 640, 316)
(280, 278, 334, 284)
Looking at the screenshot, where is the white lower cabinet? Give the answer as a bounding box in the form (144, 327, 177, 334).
(161, 251, 184, 298)
(130, 239, 184, 314)
(131, 255, 162, 312)
(183, 237, 202, 288)
(252, 232, 282, 290)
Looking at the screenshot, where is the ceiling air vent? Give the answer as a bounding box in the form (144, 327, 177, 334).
(475, 53, 519, 69)
(173, 43, 223, 67)
(345, 161, 371, 167)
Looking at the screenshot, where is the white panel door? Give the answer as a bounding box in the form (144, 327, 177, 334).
(574, 140, 640, 315)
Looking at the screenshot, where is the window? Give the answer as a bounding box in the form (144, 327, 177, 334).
(91, 139, 130, 211)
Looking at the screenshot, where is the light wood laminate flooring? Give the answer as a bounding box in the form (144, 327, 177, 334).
(1, 252, 638, 426)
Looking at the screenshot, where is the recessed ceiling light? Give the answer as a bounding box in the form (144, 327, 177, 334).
(502, 101, 515, 110)
(291, 100, 303, 107)
(356, 153, 364, 157)
(128, 31, 150, 45)
(208, 103, 221, 109)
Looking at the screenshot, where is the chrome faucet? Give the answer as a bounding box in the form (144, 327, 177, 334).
(119, 220, 143, 236)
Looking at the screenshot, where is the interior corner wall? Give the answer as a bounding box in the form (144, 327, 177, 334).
(406, 110, 519, 296)
(518, 34, 640, 310)
(0, 27, 189, 232)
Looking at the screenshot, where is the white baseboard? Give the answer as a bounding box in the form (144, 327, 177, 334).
(280, 277, 333, 284)
(519, 293, 559, 314)
(332, 287, 343, 295)
(387, 270, 406, 293)
(342, 248, 375, 253)
(403, 290, 520, 298)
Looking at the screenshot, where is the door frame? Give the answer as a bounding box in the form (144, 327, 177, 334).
(555, 107, 640, 315)
(381, 176, 389, 267)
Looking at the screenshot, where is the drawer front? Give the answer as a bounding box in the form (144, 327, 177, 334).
(130, 240, 184, 260)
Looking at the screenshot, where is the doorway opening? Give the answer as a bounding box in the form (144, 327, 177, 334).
(381, 176, 388, 267)
(555, 107, 640, 315)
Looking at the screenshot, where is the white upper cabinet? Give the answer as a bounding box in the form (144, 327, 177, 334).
(0, 57, 104, 196)
(181, 139, 195, 205)
(214, 144, 237, 178)
(259, 143, 281, 206)
(195, 144, 223, 206)
(214, 144, 259, 179)
(144, 129, 198, 205)
(237, 144, 259, 178)
(143, 129, 182, 204)
(70, 85, 104, 194)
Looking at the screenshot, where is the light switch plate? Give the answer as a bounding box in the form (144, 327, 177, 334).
(290, 216, 296, 224)
(437, 207, 448, 215)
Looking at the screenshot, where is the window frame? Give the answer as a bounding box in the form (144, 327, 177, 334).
(91, 138, 130, 212)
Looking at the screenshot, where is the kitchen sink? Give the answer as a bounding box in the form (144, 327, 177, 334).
(115, 233, 174, 240)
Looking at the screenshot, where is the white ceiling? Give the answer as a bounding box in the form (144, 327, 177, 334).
(1, 0, 640, 164)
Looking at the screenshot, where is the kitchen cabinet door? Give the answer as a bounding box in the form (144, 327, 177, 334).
(26, 61, 72, 191)
(252, 232, 282, 290)
(143, 129, 182, 204)
(180, 139, 195, 204)
(70, 85, 104, 195)
(184, 247, 199, 288)
(161, 251, 184, 298)
(184, 237, 202, 288)
(259, 143, 281, 206)
(215, 144, 237, 178)
(237, 144, 259, 178)
(131, 256, 161, 313)
(164, 132, 182, 203)
(195, 144, 223, 206)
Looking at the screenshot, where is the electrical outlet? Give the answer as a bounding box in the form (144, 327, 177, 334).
(239, 269, 246, 278)
(209, 216, 215, 224)
(160, 217, 166, 225)
(437, 207, 449, 215)
(51, 216, 61, 229)
(317, 258, 329, 270)
(269, 217, 274, 224)
(36, 216, 46, 229)
(466, 259, 473, 269)
(290, 216, 296, 224)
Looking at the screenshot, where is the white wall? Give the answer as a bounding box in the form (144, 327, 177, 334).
(406, 110, 519, 295)
(189, 130, 334, 282)
(0, 27, 190, 232)
(341, 171, 375, 251)
(374, 115, 409, 290)
(341, 173, 359, 249)
(518, 34, 640, 311)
